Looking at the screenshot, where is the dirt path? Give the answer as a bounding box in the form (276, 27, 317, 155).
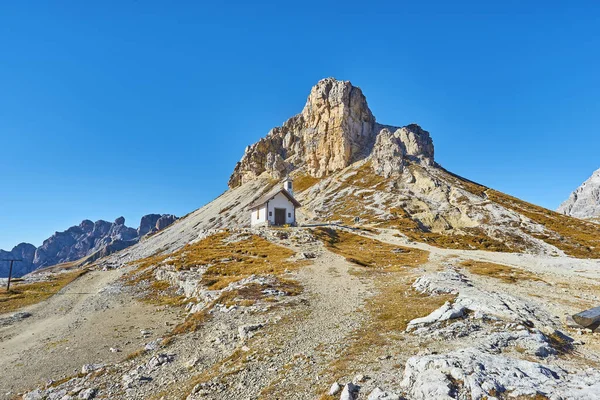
(0, 268, 180, 398)
(186, 241, 375, 400)
(264, 245, 373, 397)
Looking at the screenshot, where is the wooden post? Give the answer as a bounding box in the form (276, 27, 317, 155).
(7, 260, 14, 291)
(1, 258, 22, 292)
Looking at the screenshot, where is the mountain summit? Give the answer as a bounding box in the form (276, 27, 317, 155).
(557, 167, 600, 219)
(229, 78, 434, 187)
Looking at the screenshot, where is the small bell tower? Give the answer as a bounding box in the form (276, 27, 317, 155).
(283, 176, 293, 196)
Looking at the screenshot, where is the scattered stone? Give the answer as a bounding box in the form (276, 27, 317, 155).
(145, 339, 162, 351)
(368, 387, 400, 400)
(23, 389, 44, 400)
(340, 382, 360, 400)
(329, 382, 341, 395)
(109, 348, 120, 353)
(238, 323, 264, 340)
(185, 357, 200, 368)
(147, 354, 174, 369)
(0, 311, 33, 327)
(77, 388, 97, 400)
(81, 364, 103, 374)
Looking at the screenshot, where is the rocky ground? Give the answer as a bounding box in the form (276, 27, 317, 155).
(2, 225, 600, 400)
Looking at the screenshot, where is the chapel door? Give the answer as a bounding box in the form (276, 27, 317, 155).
(274, 208, 286, 225)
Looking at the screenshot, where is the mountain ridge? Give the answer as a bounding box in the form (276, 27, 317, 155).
(0, 214, 177, 278)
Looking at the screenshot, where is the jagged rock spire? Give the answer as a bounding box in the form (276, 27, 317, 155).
(228, 78, 434, 188)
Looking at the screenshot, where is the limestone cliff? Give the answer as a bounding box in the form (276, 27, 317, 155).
(558, 168, 600, 219)
(228, 78, 434, 187)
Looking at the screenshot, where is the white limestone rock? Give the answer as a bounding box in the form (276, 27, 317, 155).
(340, 382, 360, 400)
(558, 168, 600, 219)
(329, 382, 341, 395)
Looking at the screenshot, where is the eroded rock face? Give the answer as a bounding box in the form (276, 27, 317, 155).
(558, 168, 600, 219)
(0, 243, 37, 277)
(155, 214, 178, 231)
(138, 214, 163, 237)
(228, 78, 434, 187)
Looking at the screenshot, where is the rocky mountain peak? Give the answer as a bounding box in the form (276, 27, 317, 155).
(558, 168, 600, 219)
(228, 78, 434, 188)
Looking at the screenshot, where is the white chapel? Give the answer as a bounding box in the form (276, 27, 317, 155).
(249, 177, 301, 227)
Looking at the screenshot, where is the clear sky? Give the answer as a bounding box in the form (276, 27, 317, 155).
(1, 1, 599, 250)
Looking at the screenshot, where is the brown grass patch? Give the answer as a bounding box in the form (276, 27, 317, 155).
(128, 231, 301, 291)
(460, 260, 544, 284)
(385, 207, 515, 252)
(292, 173, 321, 193)
(321, 163, 517, 252)
(124, 231, 306, 341)
(341, 161, 388, 190)
(486, 190, 600, 259)
(313, 227, 429, 269)
(442, 168, 600, 259)
(124, 348, 147, 361)
(0, 269, 87, 314)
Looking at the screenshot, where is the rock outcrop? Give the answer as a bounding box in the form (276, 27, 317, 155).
(138, 214, 163, 237)
(228, 78, 434, 187)
(0, 214, 178, 278)
(155, 214, 178, 231)
(0, 243, 37, 277)
(558, 168, 600, 219)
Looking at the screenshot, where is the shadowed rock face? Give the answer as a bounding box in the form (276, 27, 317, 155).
(0, 214, 178, 278)
(0, 243, 37, 277)
(558, 168, 600, 219)
(228, 78, 434, 188)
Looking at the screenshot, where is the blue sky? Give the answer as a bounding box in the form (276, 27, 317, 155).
(1, 1, 599, 250)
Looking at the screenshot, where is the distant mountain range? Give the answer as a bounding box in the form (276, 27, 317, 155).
(0, 214, 177, 278)
(557, 168, 600, 220)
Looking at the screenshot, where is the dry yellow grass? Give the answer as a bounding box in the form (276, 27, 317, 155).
(128, 231, 300, 291)
(0, 269, 87, 314)
(313, 227, 429, 269)
(486, 190, 600, 259)
(441, 168, 600, 259)
(124, 231, 306, 339)
(385, 206, 515, 252)
(341, 161, 387, 190)
(460, 260, 544, 284)
(292, 173, 321, 193)
(324, 163, 517, 253)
